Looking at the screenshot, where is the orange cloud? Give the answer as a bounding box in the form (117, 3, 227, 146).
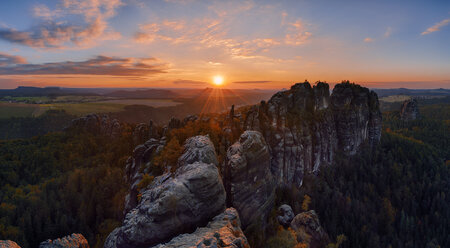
(421, 18, 450, 35)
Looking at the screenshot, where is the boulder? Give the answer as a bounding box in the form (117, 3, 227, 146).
(277, 204, 295, 227)
(290, 210, 329, 248)
(39, 233, 89, 248)
(105, 136, 226, 248)
(0, 241, 21, 248)
(225, 131, 275, 229)
(151, 208, 249, 248)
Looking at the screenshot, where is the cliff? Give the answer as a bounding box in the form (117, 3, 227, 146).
(240, 81, 381, 188)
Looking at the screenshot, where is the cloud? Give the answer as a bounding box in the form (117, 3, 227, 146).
(0, 53, 27, 66)
(232, 80, 271, 84)
(0, 0, 123, 49)
(0, 55, 168, 76)
(421, 18, 450, 35)
(173, 79, 208, 85)
(364, 37, 374, 43)
(134, 4, 312, 59)
(284, 19, 312, 46)
(384, 27, 392, 38)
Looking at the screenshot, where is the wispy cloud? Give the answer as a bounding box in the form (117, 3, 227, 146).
(172, 79, 208, 85)
(232, 80, 272, 84)
(0, 0, 123, 49)
(384, 27, 392, 37)
(421, 18, 450, 35)
(0, 53, 27, 66)
(364, 37, 374, 43)
(0, 55, 168, 76)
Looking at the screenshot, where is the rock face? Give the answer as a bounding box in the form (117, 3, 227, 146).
(331, 83, 382, 154)
(0, 240, 21, 248)
(277, 204, 295, 228)
(242, 81, 381, 188)
(69, 114, 122, 138)
(105, 136, 227, 248)
(39, 233, 89, 248)
(290, 210, 329, 248)
(151, 208, 250, 248)
(400, 99, 419, 121)
(225, 131, 276, 229)
(123, 138, 166, 214)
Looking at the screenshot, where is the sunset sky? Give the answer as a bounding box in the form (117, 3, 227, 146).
(0, 0, 449, 89)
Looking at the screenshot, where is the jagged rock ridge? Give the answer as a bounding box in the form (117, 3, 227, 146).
(240, 81, 381, 188)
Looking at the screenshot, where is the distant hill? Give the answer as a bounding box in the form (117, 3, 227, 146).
(105, 89, 178, 99)
(372, 88, 450, 97)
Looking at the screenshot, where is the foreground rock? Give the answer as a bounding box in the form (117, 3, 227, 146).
(152, 208, 249, 248)
(0, 241, 21, 248)
(105, 136, 226, 248)
(400, 99, 419, 121)
(242, 81, 382, 188)
(39, 233, 89, 248)
(290, 210, 329, 248)
(225, 131, 275, 229)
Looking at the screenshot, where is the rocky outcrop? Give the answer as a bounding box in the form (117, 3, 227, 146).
(241, 81, 381, 188)
(39, 233, 89, 248)
(225, 131, 275, 229)
(152, 208, 249, 248)
(400, 99, 419, 121)
(0, 240, 21, 248)
(277, 204, 295, 228)
(68, 114, 122, 138)
(123, 138, 166, 214)
(105, 135, 227, 248)
(290, 210, 329, 248)
(331, 82, 382, 154)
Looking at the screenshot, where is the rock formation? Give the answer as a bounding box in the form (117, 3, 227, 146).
(151, 208, 249, 248)
(0, 240, 21, 248)
(39, 234, 89, 248)
(400, 99, 419, 121)
(290, 210, 329, 248)
(105, 136, 227, 248)
(241, 81, 381, 188)
(277, 204, 295, 228)
(225, 131, 276, 229)
(123, 137, 166, 214)
(68, 114, 122, 138)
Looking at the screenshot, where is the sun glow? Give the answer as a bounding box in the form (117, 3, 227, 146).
(212, 75, 224, 86)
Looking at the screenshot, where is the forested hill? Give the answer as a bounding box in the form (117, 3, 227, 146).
(0, 86, 449, 248)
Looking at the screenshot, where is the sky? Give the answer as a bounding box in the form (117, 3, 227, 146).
(0, 0, 449, 89)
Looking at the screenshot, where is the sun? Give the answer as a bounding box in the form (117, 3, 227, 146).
(212, 75, 224, 86)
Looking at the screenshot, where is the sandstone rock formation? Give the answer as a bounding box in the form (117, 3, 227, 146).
(277, 204, 295, 228)
(290, 210, 329, 248)
(39, 233, 89, 248)
(151, 208, 249, 248)
(123, 137, 166, 214)
(225, 131, 275, 229)
(400, 99, 419, 121)
(0, 240, 21, 248)
(69, 114, 122, 138)
(105, 136, 226, 248)
(241, 81, 381, 188)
